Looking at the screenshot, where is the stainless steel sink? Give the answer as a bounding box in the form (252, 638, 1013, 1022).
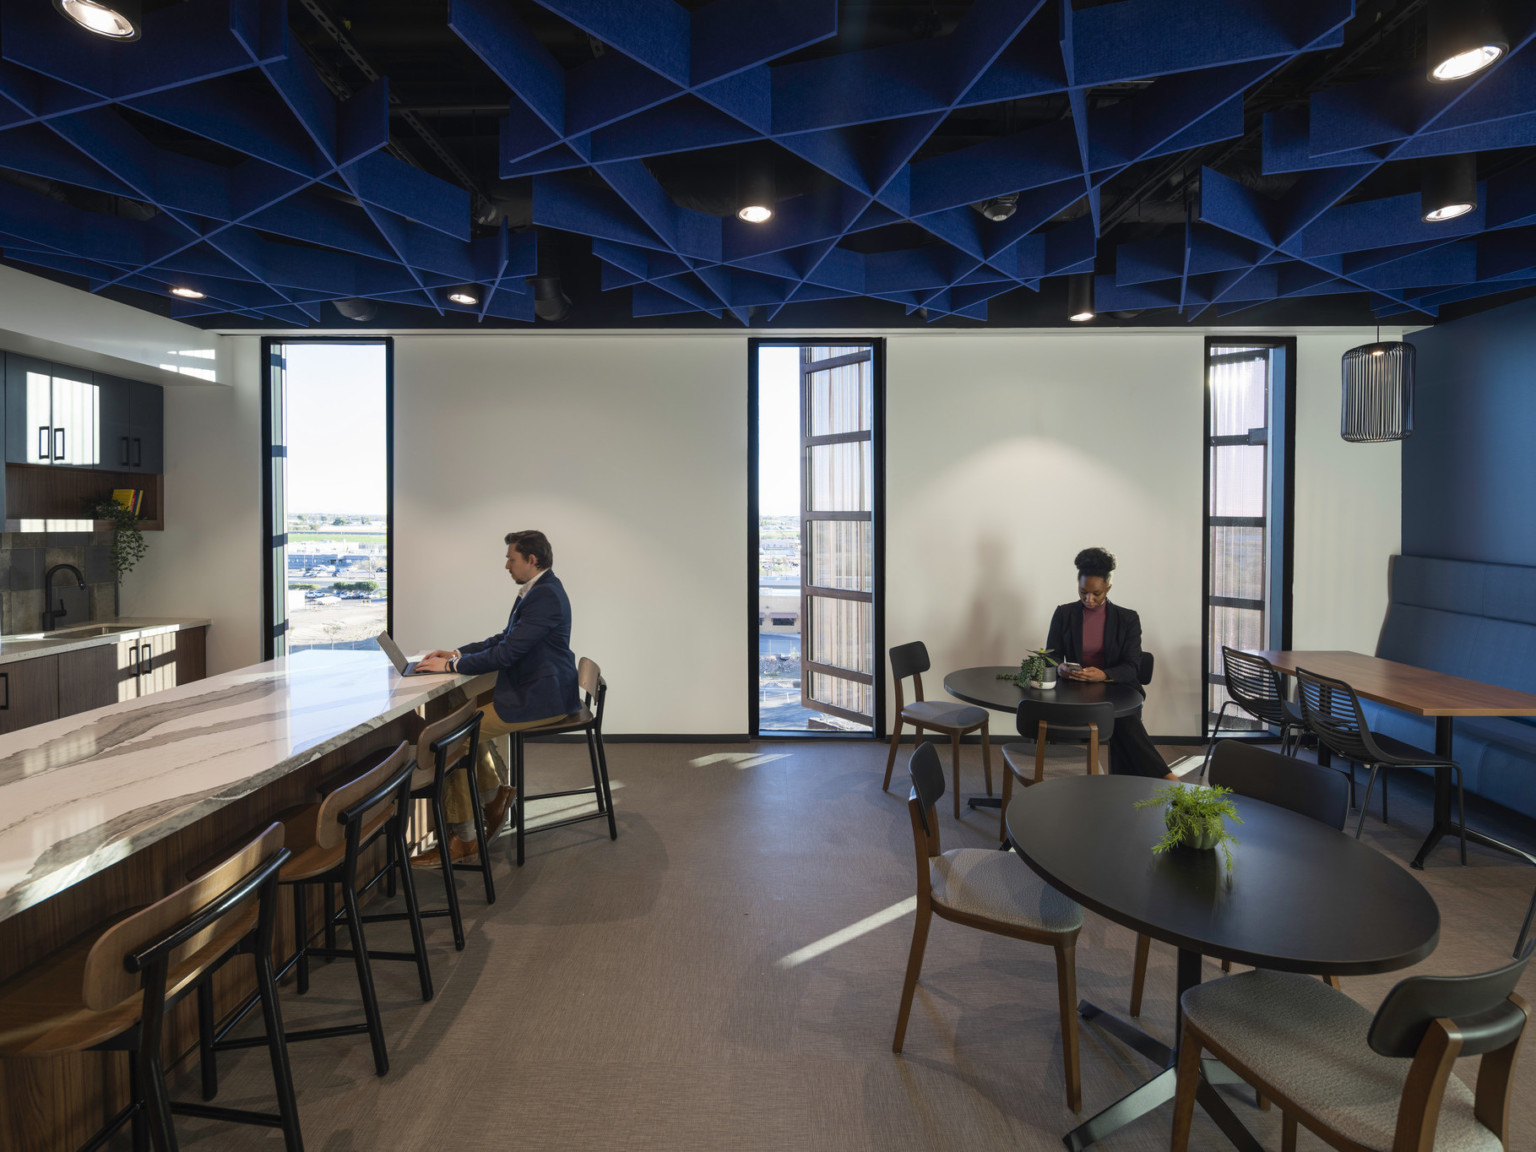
(55, 624, 138, 638)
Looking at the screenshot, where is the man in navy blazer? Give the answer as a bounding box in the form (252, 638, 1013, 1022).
(416, 530, 580, 858)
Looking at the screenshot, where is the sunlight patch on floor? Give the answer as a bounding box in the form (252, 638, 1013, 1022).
(776, 897, 918, 968)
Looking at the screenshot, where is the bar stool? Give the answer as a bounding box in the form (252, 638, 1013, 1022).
(512, 656, 615, 866)
(405, 699, 493, 949)
(205, 741, 430, 1082)
(0, 823, 302, 1151)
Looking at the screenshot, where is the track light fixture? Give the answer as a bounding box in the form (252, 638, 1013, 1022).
(168, 286, 204, 300)
(1427, 0, 1506, 82)
(1067, 273, 1095, 322)
(976, 194, 1018, 222)
(53, 0, 141, 40)
(736, 166, 775, 224)
(446, 285, 480, 306)
(1421, 154, 1478, 222)
(532, 276, 570, 322)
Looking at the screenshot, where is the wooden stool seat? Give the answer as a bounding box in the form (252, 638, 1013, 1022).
(274, 803, 393, 882)
(518, 706, 595, 737)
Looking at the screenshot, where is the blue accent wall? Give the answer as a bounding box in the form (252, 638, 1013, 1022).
(1405, 295, 1536, 567)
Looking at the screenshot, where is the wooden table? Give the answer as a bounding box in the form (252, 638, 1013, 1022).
(1253, 650, 1536, 868)
(1008, 776, 1439, 1151)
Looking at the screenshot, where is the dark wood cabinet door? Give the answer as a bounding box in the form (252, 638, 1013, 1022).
(0, 656, 60, 733)
(171, 627, 207, 685)
(58, 644, 136, 716)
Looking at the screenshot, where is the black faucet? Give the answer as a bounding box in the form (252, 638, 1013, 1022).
(42, 564, 86, 632)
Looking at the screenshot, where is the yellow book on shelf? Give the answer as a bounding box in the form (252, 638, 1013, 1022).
(110, 488, 136, 512)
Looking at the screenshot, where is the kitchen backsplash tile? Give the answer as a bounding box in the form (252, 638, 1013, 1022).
(0, 531, 117, 634)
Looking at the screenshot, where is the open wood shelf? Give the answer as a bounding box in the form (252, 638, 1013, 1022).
(5, 464, 164, 532)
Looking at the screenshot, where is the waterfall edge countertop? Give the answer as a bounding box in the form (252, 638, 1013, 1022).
(0, 647, 488, 922)
(0, 617, 211, 664)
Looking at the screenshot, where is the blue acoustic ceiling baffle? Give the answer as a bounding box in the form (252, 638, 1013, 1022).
(2, 0, 1535, 326)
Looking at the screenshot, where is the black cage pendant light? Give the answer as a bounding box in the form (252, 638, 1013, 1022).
(1341, 333, 1414, 442)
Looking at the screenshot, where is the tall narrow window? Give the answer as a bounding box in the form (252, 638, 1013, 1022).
(751, 340, 883, 734)
(1203, 339, 1294, 736)
(263, 340, 392, 658)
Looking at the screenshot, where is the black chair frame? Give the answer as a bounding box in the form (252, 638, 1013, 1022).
(1296, 666, 1468, 862)
(85, 846, 302, 1152)
(512, 673, 615, 867)
(204, 755, 430, 1082)
(1202, 647, 1305, 774)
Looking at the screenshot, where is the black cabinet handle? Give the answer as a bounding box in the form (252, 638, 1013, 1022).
(38, 426, 49, 460)
(132, 437, 142, 468)
(128, 644, 139, 675)
(53, 427, 65, 460)
(0, 672, 8, 710)
(121, 436, 130, 466)
(139, 644, 152, 677)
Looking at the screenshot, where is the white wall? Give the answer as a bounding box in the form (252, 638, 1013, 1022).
(124, 336, 265, 674)
(883, 332, 1207, 734)
(1291, 334, 1401, 653)
(391, 335, 748, 734)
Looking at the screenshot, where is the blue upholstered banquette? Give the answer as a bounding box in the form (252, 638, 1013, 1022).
(1366, 555, 1536, 820)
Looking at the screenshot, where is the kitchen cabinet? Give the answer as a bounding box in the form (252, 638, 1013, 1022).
(98, 373, 164, 473)
(4, 354, 102, 467)
(57, 643, 137, 713)
(0, 655, 60, 734)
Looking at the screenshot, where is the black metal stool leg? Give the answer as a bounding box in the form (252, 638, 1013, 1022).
(514, 732, 526, 867)
(1356, 765, 1381, 838)
(128, 1049, 150, 1152)
(393, 814, 434, 1002)
(596, 730, 617, 840)
(253, 944, 305, 1152)
(466, 764, 497, 902)
(196, 982, 217, 1101)
(383, 830, 397, 899)
(292, 883, 310, 995)
(431, 790, 466, 949)
(585, 729, 605, 813)
(340, 879, 389, 1076)
(322, 882, 336, 960)
(1455, 763, 1468, 865)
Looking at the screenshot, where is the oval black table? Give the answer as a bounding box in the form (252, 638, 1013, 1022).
(944, 668, 1144, 811)
(1006, 775, 1440, 1151)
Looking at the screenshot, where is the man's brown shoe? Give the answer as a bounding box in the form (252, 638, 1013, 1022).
(480, 785, 515, 839)
(410, 835, 480, 868)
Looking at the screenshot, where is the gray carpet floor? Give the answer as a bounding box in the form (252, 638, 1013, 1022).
(161, 738, 1536, 1151)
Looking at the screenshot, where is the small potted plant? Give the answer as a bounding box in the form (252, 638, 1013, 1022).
(998, 648, 1059, 690)
(1135, 783, 1243, 868)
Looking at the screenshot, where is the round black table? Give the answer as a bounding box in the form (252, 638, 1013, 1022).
(943, 665, 1144, 718)
(1006, 775, 1439, 1151)
(944, 668, 1145, 811)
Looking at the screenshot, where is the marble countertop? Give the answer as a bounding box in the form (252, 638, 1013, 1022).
(0, 617, 211, 666)
(0, 647, 487, 922)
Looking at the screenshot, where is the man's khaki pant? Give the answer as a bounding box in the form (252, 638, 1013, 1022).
(443, 691, 576, 827)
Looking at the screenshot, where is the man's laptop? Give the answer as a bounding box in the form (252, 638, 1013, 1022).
(376, 631, 424, 675)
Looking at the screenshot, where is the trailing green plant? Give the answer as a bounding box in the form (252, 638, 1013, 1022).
(1134, 783, 1244, 869)
(997, 648, 1058, 688)
(92, 499, 149, 581)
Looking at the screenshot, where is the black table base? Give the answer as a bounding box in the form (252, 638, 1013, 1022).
(1063, 950, 1263, 1152)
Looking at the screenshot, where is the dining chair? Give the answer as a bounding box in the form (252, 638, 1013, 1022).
(895, 741, 1085, 1111)
(996, 699, 1115, 842)
(1171, 946, 1533, 1152)
(1201, 647, 1305, 774)
(1129, 741, 1349, 1017)
(881, 641, 992, 819)
(1296, 667, 1467, 862)
(0, 823, 302, 1152)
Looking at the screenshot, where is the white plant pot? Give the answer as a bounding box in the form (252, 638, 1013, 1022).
(1030, 675, 1057, 690)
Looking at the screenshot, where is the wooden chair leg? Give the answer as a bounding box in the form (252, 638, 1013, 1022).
(1129, 933, 1150, 1017)
(882, 717, 904, 791)
(892, 903, 933, 1053)
(1324, 973, 1341, 990)
(1257, 1090, 1271, 1110)
(1034, 720, 1048, 784)
(950, 729, 963, 820)
(1086, 722, 1099, 776)
(1169, 1026, 1204, 1152)
(997, 765, 1013, 846)
(1221, 958, 1232, 973)
(980, 720, 993, 797)
(1055, 938, 1082, 1113)
(1281, 1111, 1298, 1152)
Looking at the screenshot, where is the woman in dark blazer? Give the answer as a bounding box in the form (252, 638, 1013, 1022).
(1046, 547, 1173, 779)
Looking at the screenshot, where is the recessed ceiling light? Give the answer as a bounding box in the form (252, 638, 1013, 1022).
(1427, 0, 1506, 82)
(447, 286, 480, 305)
(737, 204, 772, 224)
(54, 0, 141, 41)
(169, 286, 205, 299)
(1421, 154, 1478, 223)
(1067, 272, 1095, 322)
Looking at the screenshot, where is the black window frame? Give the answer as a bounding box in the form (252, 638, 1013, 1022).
(748, 337, 886, 738)
(260, 336, 395, 661)
(1200, 334, 1296, 739)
